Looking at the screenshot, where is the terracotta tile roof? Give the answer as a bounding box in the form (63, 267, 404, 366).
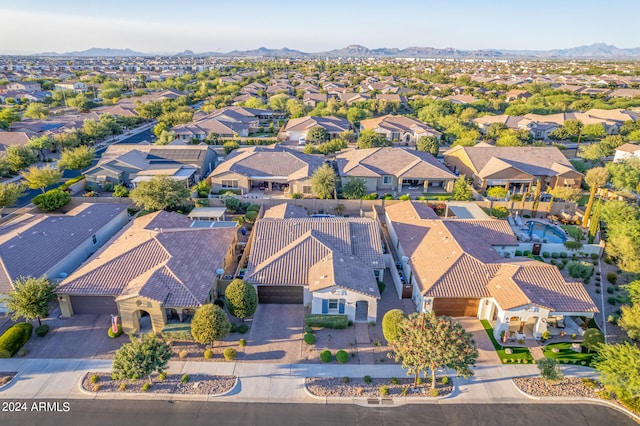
(56, 212, 236, 308)
(308, 251, 380, 298)
(386, 201, 597, 313)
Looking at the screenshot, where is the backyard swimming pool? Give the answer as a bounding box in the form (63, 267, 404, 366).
(526, 221, 567, 243)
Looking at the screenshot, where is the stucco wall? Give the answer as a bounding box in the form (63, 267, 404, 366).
(118, 296, 167, 334)
(311, 287, 377, 322)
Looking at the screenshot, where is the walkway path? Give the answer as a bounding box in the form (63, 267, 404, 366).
(354, 324, 374, 364)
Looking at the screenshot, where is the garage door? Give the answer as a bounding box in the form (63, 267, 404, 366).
(70, 296, 118, 315)
(432, 298, 480, 317)
(257, 286, 303, 304)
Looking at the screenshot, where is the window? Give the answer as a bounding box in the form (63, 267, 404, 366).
(382, 175, 393, 185)
(92, 234, 97, 245)
(221, 180, 238, 189)
(302, 185, 312, 195)
(328, 299, 338, 311)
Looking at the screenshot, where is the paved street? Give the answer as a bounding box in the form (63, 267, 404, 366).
(0, 400, 634, 426)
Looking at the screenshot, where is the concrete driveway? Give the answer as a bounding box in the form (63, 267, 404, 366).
(240, 304, 304, 363)
(455, 318, 501, 365)
(23, 313, 127, 359)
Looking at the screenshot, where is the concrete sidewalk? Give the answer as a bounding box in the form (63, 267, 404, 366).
(0, 357, 600, 405)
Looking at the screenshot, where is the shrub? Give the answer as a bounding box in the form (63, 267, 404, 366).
(213, 299, 224, 309)
(564, 241, 583, 251)
(239, 338, 246, 347)
(542, 330, 550, 340)
(320, 350, 332, 363)
(244, 211, 258, 223)
(158, 372, 167, 381)
(224, 348, 237, 361)
(304, 326, 313, 333)
(390, 377, 399, 385)
(35, 324, 50, 337)
(380, 385, 390, 396)
(32, 189, 71, 211)
(118, 383, 127, 391)
(179, 350, 188, 359)
(606, 272, 617, 285)
(441, 376, 450, 385)
(542, 252, 550, 258)
(430, 389, 440, 397)
(304, 333, 316, 345)
(291, 193, 303, 199)
(107, 324, 123, 338)
(246, 204, 260, 212)
(141, 383, 151, 392)
(364, 375, 372, 384)
(607, 296, 617, 305)
(113, 184, 129, 197)
(305, 314, 348, 329)
(336, 350, 349, 364)
(551, 252, 560, 259)
(89, 374, 100, 384)
(230, 323, 238, 333)
(559, 252, 567, 258)
(505, 348, 513, 355)
(0, 322, 33, 358)
(16, 347, 28, 357)
(571, 333, 577, 339)
(515, 250, 523, 257)
(590, 253, 599, 260)
(237, 324, 249, 334)
(204, 349, 214, 359)
(557, 263, 565, 270)
(523, 250, 532, 256)
(342, 376, 350, 384)
(382, 309, 407, 344)
(401, 387, 409, 396)
(416, 377, 423, 385)
(377, 280, 386, 294)
(607, 286, 615, 294)
(92, 384, 102, 392)
(181, 374, 190, 384)
(567, 261, 593, 279)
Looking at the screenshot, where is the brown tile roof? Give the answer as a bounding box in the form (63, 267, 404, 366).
(386, 201, 596, 313)
(616, 143, 640, 153)
(308, 251, 380, 298)
(56, 211, 236, 308)
(262, 203, 309, 219)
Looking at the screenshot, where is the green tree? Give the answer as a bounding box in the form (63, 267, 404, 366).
(416, 136, 439, 156)
(32, 189, 71, 211)
(382, 309, 406, 344)
(306, 127, 329, 144)
(582, 167, 609, 228)
(342, 178, 367, 199)
(1, 277, 55, 326)
(606, 158, 640, 192)
(26, 136, 53, 161)
(583, 328, 604, 353)
(111, 334, 172, 384)
(0, 182, 26, 208)
(67, 93, 93, 112)
(190, 304, 231, 347)
(83, 118, 108, 141)
(581, 123, 606, 140)
(537, 358, 564, 382)
(452, 175, 472, 201)
(3, 145, 38, 172)
(223, 141, 240, 155)
(0, 108, 21, 126)
(58, 145, 95, 171)
(244, 97, 267, 109)
(21, 165, 61, 193)
(155, 130, 176, 145)
(389, 312, 478, 388)
(23, 102, 49, 119)
(594, 342, 640, 401)
(268, 94, 289, 111)
(129, 175, 190, 211)
(285, 99, 305, 118)
(548, 186, 581, 202)
(311, 163, 337, 199)
(357, 130, 391, 149)
(225, 279, 258, 320)
(487, 186, 508, 200)
(153, 122, 169, 138)
(485, 123, 507, 141)
(113, 184, 129, 197)
(619, 304, 640, 341)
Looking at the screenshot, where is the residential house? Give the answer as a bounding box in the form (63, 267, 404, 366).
(280, 116, 351, 142)
(613, 143, 640, 162)
(207, 145, 324, 195)
(173, 107, 283, 141)
(0, 131, 30, 152)
(6, 82, 41, 93)
(339, 92, 370, 105)
(303, 93, 329, 108)
(85, 144, 216, 190)
(54, 81, 88, 93)
(385, 201, 597, 340)
(375, 93, 407, 105)
(56, 211, 237, 333)
(0, 203, 129, 309)
(505, 89, 532, 102)
(336, 147, 456, 194)
(444, 144, 582, 193)
(244, 204, 383, 322)
(359, 114, 441, 145)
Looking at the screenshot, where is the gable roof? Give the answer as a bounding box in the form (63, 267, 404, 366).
(56, 211, 236, 308)
(262, 203, 309, 219)
(283, 116, 350, 133)
(386, 201, 596, 313)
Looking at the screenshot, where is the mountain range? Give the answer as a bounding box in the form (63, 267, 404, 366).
(28, 43, 640, 59)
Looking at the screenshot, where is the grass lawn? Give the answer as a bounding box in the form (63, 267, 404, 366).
(480, 320, 534, 364)
(532, 255, 545, 262)
(560, 225, 585, 241)
(543, 342, 596, 367)
(576, 195, 589, 207)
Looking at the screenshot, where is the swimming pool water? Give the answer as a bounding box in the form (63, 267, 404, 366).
(526, 221, 567, 243)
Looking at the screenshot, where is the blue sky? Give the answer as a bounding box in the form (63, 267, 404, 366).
(1, 0, 639, 53)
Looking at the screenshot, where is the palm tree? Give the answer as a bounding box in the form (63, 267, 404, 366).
(582, 167, 609, 228)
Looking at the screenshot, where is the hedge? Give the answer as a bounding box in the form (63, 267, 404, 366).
(305, 314, 348, 329)
(0, 322, 33, 358)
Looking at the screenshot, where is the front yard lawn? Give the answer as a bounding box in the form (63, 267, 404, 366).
(543, 342, 596, 367)
(480, 320, 534, 364)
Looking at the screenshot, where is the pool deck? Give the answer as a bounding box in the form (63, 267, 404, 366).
(508, 217, 569, 243)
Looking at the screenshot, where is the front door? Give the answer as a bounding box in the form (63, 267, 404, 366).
(532, 243, 542, 255)
(402, 283, 412, 298)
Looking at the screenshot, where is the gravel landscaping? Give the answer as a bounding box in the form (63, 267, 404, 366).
(512, 377, 600, 398)
(82, 372, 236, 395)
(305, 376, 453, 398)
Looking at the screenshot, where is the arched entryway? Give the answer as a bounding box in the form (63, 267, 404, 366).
(132, 309, 153, 334)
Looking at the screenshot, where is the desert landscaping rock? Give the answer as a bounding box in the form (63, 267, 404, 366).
(513, 377, 600, 398)
(82, 373, 236, 395)
(305, 377, 452, 398)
